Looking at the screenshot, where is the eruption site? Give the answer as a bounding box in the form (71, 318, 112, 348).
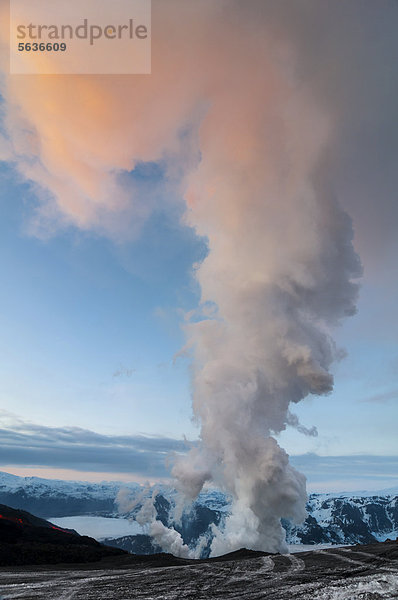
(0, 0, 362, 557)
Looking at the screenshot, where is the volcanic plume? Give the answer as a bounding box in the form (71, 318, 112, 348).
(0, 0, 362, 555)
(171, 76, 361, 554)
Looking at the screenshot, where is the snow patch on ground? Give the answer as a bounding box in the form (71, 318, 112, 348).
(373, 530, 398, 542)
(288, 544, 348, 553)
(47, 516, 144, 541)
(48, 515, 352, 554)
(313, 573, 398, 599)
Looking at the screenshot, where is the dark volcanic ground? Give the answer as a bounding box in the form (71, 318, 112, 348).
(0, 541, 398, 599)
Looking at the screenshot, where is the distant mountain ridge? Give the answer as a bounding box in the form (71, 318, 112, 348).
(284, 492, 398, 546)
(0, 471, 141, 517)
(0, 471, 397, 554)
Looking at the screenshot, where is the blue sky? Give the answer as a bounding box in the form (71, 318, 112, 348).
(0, 162, 203, 438)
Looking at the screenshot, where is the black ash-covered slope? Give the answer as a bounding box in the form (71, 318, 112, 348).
(0, 503, 126, 566)
(0, 540, 398, 600)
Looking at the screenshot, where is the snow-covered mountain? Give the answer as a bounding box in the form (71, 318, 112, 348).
(284, 492, 398, 545)
(0, 471, 397, 551)
(0, 471, 140, 517)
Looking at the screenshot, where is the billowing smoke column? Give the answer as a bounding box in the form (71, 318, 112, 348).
(171, 81, 361, 555)
(0, 0, 362, 556)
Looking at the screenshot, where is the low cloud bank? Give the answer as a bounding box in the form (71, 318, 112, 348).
(0, 411, 188, 477)
(0, 413, 397, 492)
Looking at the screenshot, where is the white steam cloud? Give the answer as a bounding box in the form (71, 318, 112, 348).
(0, 0, 363, 556)
(171, 58, 361, 555)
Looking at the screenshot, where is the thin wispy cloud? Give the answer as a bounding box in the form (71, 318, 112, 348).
(361, 390, 398, 404)
(291, 454, 398, 493)
(113, 364, 135, 378)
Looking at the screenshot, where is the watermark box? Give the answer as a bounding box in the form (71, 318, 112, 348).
(10, 0, 151, 74)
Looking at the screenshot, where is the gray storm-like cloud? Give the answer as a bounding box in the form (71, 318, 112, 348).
(0, 415, 190, 476)
(261, 0, 398, 269)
